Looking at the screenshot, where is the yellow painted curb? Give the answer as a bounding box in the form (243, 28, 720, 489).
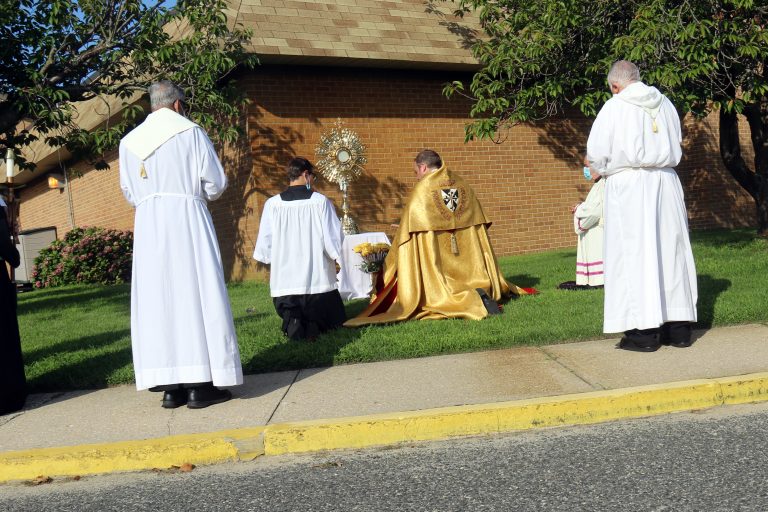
(3, 372, 768, 483)
(0, 427, 266, 483)
(262, 379, 724, 455)
(715, 372, 768, 405)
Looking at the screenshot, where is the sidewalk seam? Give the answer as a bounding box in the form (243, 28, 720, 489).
(266, 370, 300, 425)
(538, 346, 605, 391)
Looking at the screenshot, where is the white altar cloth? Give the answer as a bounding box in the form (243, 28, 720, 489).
(337, 232, 390, 301)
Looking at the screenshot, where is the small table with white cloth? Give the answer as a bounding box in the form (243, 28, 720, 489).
(337, 232, 390, 301)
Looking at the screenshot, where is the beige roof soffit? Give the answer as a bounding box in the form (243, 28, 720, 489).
(3, 2, 483, 184)
(2, 90, 144, 186)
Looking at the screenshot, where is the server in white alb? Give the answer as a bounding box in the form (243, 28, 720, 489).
(253, 157, 346, 341)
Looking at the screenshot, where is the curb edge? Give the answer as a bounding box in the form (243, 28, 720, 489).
(2, 373, 768, 483)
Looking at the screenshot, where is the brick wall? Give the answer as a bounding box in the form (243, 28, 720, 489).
(18, 149, 132, 238)
(17, 65, 756, 282)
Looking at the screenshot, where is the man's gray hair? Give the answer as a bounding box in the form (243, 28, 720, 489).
(148, 81, 185, 111)
(607, 60, 641, 87)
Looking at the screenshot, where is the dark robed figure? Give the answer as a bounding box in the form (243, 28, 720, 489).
(0, 199, 26, 415)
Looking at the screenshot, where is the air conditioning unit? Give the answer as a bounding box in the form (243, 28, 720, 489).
(14, 227, 57, 283)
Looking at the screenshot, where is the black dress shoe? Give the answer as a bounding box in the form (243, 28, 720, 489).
(161, 388, 188, 409)
(557, 281, 590, 291)
(187, 385, 232, 409)
(618, 328, 661, 352)
(476, 288, 502, 315)
(661, 321, 693, 347)
(618, 338, 660, 352)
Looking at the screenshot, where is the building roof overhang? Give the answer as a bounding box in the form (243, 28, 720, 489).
(2, 0, 480, 186)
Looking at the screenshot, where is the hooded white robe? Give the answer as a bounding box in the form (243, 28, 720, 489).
(119, 108, 243, 390)
(587, 82, 697, 333)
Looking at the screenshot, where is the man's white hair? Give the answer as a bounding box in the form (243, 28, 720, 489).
(148, 81, 185, 111)
(607, 60, 641, 87)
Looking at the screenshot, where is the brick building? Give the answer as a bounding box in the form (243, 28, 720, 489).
(5, 0, 756, 282)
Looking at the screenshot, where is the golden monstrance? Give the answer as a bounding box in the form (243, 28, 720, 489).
(315, 120, 367, 235)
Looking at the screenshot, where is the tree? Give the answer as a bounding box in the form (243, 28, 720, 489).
(0, 0, 256, 170)
(443, 0, 768, 235)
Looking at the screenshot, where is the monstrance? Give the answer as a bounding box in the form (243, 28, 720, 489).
(315, 120, 367, 234)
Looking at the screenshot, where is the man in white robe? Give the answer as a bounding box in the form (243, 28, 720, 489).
(119, 81, 242, 408)
(586, 60, 698, 352)
(253, 157, 346, 340)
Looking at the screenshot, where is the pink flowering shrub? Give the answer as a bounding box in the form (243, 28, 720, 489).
(32, 227, 133, 288)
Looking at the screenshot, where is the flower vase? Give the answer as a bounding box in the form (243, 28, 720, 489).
(369, 271, 380, 303)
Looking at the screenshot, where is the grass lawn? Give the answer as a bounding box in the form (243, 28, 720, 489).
(16, 228, 768, 392)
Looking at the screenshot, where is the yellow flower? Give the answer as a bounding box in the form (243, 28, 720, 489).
(353, 242, 371, 254)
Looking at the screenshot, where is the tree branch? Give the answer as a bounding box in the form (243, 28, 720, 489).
(719, 108, 759, 199)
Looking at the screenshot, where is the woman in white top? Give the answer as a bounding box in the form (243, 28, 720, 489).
(253, 158, 346, 340)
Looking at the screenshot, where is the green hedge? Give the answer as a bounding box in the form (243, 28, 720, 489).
(32, 227, 133, 288)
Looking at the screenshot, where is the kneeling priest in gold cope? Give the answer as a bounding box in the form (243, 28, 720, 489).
(345, 150, 530, 327)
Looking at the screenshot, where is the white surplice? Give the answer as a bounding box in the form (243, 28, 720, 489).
(253, 192, 342, 297)
(573, 178, 605, 286)
(119, 108, 242, 390)
(587, 82, 697, 333)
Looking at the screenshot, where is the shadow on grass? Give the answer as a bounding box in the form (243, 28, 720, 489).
(27, 344, 133, 394)
(17, 284, 130, 316)
(690, 228, 758, 248)
(24, 329, 131, 365)
(506, 274, 541, 289)
(695, 274, 732, 329)
(242, 301, 367, 376)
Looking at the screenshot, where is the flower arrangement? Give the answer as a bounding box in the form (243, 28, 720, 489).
(32, 226, 133, 288)
(353, 242, 390, 273)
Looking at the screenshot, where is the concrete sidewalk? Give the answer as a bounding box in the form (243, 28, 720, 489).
(1, 324, 767, 481)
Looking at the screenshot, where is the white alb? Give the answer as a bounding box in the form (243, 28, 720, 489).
(253, 192, 342, 297)
(119, 108, 243, 390)
(587, 82, 698, 333)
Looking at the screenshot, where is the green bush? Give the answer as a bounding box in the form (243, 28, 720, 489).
(32, 227, 133, 288)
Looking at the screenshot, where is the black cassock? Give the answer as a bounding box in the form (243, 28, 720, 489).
(0, 212, 26, 415)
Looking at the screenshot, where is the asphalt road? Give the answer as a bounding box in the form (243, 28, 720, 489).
(4, 401, 768, 511)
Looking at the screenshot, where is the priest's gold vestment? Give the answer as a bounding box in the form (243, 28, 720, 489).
(345, 164, 527, 326)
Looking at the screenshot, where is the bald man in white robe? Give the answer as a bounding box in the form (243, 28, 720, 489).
(119, 81, 242, 408)
(586, 61, 697, 352)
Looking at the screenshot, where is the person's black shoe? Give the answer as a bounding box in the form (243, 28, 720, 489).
(618, 328, 661, 352)
(285, 317, 306, 341)
(558, 281, 588, 290)
(661, 321, 693, 347)
(150, 384, 181, 392)
(187, 385, 232, 409)
(476, 288, 501, 315)
(161, 388, 188, 409)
